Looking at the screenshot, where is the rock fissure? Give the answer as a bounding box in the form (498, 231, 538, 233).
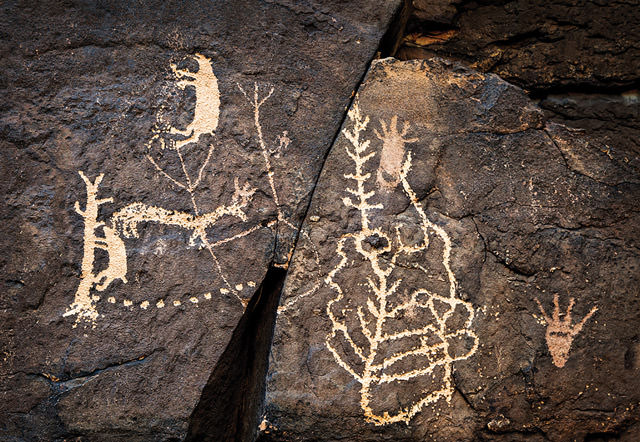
(185, 266, 287, 442)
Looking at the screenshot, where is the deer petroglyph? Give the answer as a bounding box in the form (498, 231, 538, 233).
(66, 55, 302, 326)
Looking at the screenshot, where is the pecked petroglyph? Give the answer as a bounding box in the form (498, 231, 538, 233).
(149, 53, 220, 151)
(535, 294, 597, 368)
(111, 177, 255, 245)
(64, 172, 128, 326)
(66, 55, 298, 326)
(325, 104, 478, 426)
(374, 115, 418, 189)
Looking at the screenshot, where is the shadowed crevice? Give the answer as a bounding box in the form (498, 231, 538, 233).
(185, 266, 287, 442)
(185, 4, 417, 441)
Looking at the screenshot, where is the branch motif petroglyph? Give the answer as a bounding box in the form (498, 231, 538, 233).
(65, 54, 297, 327)
(535, 294, 597, 368)
(325, 104, 479, 425)
(64, 172, 127, 325)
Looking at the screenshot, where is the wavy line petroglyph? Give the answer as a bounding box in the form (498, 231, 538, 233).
(325, 104, 478, 426)
(66, 54, 295, 327)
(535, 294, 597, 368)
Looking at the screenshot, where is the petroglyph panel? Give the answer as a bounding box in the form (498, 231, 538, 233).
(0, 1, 401, 438)
(323, 105, 478, 425)
(263, 58, 640, 441)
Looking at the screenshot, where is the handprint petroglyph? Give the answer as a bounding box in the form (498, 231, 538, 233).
(535, 294, 597, 368)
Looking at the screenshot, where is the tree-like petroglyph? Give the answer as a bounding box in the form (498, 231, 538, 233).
(65, 54, 291, 326)
(64, 172, 128, 325)
(535, 294, 597, 368)
(325, 104, 479, 426)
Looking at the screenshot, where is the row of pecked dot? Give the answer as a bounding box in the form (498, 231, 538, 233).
(106, 280, 257, 310)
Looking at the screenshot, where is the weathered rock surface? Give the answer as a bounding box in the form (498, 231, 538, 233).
(397, 0, 640, 227)
(262, 58, 640, 441)
(0, 1, 400, 440)
(397, 0, 640, 92)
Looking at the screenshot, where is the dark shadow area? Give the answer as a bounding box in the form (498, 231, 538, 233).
(185, 266, 287, 442)
(378, 0, 413, 58)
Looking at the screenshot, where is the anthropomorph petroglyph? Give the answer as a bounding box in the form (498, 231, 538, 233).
(325, 104, 478, 426)
(535, 294, 597, 368)
(66, 54, 293, 326)
(374, 115, 418, 189)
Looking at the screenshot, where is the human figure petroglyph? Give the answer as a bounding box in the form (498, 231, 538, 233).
(325, 106, 478, 426)
(168, 53, 220, 150)
(535, 294, 597, 368)
(373, 115, 418, 189)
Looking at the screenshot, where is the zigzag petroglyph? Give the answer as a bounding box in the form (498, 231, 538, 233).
(325, 103, 479, 425)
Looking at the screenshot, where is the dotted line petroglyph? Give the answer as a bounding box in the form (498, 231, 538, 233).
(65, 54, 293, 327)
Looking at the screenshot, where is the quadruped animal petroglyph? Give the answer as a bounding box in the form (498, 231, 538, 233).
(64, 172, 128, 325)
(65, 54, 295, 327)
(158, 52, 220, 150)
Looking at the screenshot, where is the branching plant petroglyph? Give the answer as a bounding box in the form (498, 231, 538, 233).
(64, 172, 128, 326)
(535, 294, 597, 368)
(66, 54, 293, 326)
(237, 81, 318, 269)
(325, 104, 478, 425)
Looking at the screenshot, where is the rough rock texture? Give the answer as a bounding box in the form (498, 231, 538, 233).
(397, 0, 640, 91)
(396, 0, 640, 183)
(262, 58, 640, 441)
(0, 1, 400, 440)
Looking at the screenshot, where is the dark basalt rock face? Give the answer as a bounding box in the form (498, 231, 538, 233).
(396, 0, 640, 182)
(398, 0, 640, 91)
(0, 1, 400, 440)
(262, 58, 640, 441)
(2, 1, 640, 441)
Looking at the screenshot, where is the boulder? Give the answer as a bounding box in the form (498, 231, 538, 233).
(263, 58, 640, 441)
